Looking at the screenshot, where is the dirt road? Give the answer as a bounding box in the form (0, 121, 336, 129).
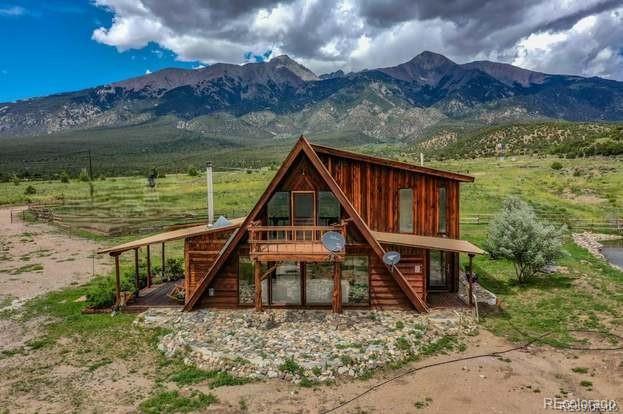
(0, 206, 109, 308)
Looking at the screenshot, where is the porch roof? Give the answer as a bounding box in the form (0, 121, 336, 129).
(371, 231, 486, 255)
(98, 217, 245, 255)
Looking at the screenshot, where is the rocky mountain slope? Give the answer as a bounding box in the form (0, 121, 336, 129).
(1, 51, 623, 140)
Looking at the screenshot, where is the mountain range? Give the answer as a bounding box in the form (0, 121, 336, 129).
(1, 51, 623, 140)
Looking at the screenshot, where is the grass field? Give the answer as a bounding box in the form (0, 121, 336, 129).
(1, 153, 622, 411)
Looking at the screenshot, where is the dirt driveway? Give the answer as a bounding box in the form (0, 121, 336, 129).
(0, 206, 109, 308)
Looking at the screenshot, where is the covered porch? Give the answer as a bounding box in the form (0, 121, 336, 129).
(97, 218, 244, 310)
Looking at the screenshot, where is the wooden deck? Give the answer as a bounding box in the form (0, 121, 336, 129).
(126, 279, 184, 311)
(427, 292, 468, 309)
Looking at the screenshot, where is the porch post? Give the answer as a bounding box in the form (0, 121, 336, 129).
(468, 253, 475, 306)
(146, 244, 152, 288)
(113, 253, 121, 306)
(332, 261, 342, 313)
(161, 242, 166, 279)
(254, 260, 263, 312)
(134, 248, 140, 295)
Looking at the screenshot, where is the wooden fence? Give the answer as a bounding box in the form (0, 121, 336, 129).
(462, 213, 623, 233)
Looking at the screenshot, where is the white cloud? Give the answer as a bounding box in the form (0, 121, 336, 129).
(0, 5, 26, 16)
(145, 69, 151, 74)
(91, 0, 623, 79)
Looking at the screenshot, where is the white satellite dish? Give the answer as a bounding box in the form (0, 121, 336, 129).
(382, 251, 401, 266)
(321, 231, 346, 252)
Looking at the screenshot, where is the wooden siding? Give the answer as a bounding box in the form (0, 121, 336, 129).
(318, 153, 461, 238)
(185, 231, 232, 302)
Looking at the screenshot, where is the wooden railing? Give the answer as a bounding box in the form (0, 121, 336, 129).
(248, 222, 347, 261)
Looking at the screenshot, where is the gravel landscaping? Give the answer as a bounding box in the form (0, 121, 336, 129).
(139, 308, 477, 384)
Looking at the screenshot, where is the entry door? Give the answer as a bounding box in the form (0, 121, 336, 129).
(292, 192, 315, 240)
(428, 250, 450, 291)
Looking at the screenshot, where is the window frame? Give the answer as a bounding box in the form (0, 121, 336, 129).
(398, 188, 414, 233)
(438, 185, 447, 235)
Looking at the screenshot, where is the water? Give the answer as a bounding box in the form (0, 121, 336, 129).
(600, 238, 623, 269)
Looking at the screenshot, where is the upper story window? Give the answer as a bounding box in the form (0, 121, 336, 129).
(267, 191, 290, 226)
(317, 191, 340, 226)
(399, 188, 413, 233)
(438, 185, 447, 234)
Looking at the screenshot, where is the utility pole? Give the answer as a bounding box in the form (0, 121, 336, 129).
(206, 161, 214, 226)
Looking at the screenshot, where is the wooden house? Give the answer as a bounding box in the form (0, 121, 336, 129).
(101, 136, 484, 313)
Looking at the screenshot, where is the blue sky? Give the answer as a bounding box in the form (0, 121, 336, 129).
(0, 1, 201, 103)
(1, 0, 622, 103)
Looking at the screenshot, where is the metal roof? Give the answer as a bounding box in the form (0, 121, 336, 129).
(371, 231, 486, 255)
(98, 217, 245, 255)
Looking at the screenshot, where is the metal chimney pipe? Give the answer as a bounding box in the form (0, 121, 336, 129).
(206, 161, 214, 227)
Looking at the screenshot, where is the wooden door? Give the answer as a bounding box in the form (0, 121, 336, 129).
(292, 191, 315, 240)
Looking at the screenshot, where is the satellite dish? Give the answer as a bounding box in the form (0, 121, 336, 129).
(213, 216, 231, 228)
(321, 231, 346, 253)
(383, 251, 401, 266)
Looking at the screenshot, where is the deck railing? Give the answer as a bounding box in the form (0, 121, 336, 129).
(248, 222, 347, 261)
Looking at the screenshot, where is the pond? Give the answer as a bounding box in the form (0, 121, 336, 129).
(600, 238, 623, 269)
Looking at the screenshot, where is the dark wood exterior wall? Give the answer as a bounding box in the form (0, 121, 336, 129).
(185, 231, 234, 305)
(317, 153, 460, 238)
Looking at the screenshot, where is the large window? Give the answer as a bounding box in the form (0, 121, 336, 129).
(271, 262, 301, 305)
(342, 256, 369, 305)
(438, 186, 447, 234)
(267, 191, 290, 226)
(399, 188, 414, 233)
(238, 257, 268, 305)
(317, 191, 340, 226)
(305, 262, 333, 305)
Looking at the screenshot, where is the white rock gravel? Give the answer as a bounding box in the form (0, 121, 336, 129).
(138, 308, 477, 383)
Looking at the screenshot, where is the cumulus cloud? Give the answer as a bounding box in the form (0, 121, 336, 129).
(91, 0, 623, 80)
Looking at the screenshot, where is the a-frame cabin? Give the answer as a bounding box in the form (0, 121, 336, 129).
(181, 136, 484, 313)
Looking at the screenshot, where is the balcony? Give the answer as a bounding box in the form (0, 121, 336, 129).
(248, 222, 347, 262)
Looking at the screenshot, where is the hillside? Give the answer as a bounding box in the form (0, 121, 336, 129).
(2, 51, 623, 141)
(413, 122, 623, 159)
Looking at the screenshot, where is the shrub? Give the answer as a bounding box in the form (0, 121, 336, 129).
(486, 197, 565, 283)
(550, 161, 563, 170)
(187, 166, 199, 176)
(59, 171, 70, 183)
(279, 356, 302, 375)
(79, 168, 90, 182)
(85, 278, 116, 308)
(12, 174, 20, 186)
(24, 185, 36, 195)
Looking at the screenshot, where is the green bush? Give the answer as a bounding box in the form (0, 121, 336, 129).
(24, 185, 36, 195)
(85, 278, 116, 308)
(187, 166, 199, 176)
(79, 168, 90, 182)
(550, 161, 563, 170)
(12, 175, 20, 186)
(59, 171, 70, 183)
(85, 273, 138, 309)
(486, 197, 565, 283)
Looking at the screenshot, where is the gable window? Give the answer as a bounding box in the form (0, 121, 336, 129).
(399, 188, 413, 233)
(267, 191, 290, 226)
(317, 191, 340, 226)
(438, 185, 447, 234)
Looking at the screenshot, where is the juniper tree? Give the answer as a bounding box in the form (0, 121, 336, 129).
(486, 197, 565, 284)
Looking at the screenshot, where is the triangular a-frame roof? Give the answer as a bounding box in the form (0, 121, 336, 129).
(184, 136, 428, 312)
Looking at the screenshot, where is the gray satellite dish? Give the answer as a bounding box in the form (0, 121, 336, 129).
(213, 216, 231, 228)
(321, 231, 346, 252)
(383, 251, 401, 266)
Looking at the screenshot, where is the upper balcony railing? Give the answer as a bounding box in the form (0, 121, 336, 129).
(248, 221, 347, 262)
